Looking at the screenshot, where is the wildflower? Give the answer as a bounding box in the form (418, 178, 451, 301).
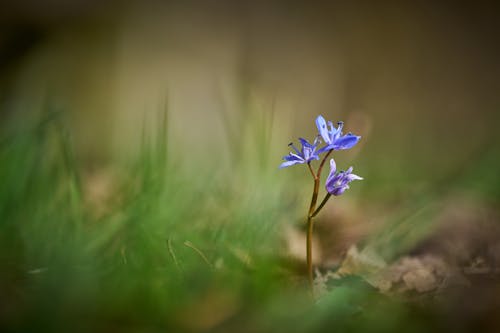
(315, 115, 361, 153)
(279, 137, 320, 168)
(325, 158, 363, 196)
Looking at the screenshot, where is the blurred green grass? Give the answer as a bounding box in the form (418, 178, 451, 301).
(0, 101, 499, 332)
(0, 106, 300, 332)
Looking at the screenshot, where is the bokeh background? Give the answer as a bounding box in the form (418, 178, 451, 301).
(1, 1, 499, 332)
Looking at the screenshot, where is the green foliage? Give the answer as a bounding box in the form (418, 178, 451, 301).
(0, 111, 295, 332)
(0, 107, 496, 332)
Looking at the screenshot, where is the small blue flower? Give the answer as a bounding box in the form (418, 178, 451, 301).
(325, 158, 363, 196)
(279, 137, 320, 168)
(315, 115, 361, 154)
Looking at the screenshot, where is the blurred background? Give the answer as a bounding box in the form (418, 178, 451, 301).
(2, 0, 498, 166)
(1, 1, 499, 332)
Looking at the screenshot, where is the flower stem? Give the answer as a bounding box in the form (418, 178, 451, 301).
(306, 177, 319, 290)
(316, 150, 332, 178)
(307, 162, 316, 179)
(308, 177, 320, 216)
(311, 193, 331, 218)
(305, 150, 332, 292)
(306, 215, 314, 290)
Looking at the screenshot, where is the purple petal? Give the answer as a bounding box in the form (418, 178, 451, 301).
(333, 134, 361, 150)
(326, 178, 343, 193)
(308, 154, 320, 162)
(317, 144, 333, 154)
(325, 159, 337, 184)
(330, 158, 337, 174)
(316, 116, 331, 144)
(334, 186, 348, 196)
(325, 181, 336, 194)
(283, 153, 303, 162)
(279, 160, 304, 168)
(347, 173, 363, 181)
(298, 137, 313, 148)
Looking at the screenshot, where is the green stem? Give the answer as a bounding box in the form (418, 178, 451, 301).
(308, 177, 320, 216)
(306, 215, 314, 290)
(305, 149, 333, 293)
(306, 177, 319, 290)
(311, 193, 332, 218)
(316, 150, 332, 178)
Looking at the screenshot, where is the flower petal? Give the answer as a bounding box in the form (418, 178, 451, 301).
(330, 158, 337, 174)
(283, 153, 303, 161)
(347, 173, 363, 181)
(310, 154, 320, 161)
(333, 134, 361, 150)
(317, 144, 333, 154)
(325, 181, 336, 194)
(298, 137, 313, 148)
(315, 115, 331, 144)
(279, 160, 304, 168)
(325, 159, 340, 191)
(334, 186, 348, 196)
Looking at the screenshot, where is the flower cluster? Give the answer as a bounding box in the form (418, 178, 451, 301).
(280, 115, 363, 290)
(280, 115, 362, 195)
(279, 138, 320, 168)
(325, 159, 363, 196)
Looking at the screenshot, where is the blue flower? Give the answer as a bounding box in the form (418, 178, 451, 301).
(315, 115, 361, 154)
(279, 137, 320, 168)
(325, 159, 363, 196)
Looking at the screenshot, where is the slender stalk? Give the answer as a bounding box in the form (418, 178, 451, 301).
(306, 177, 319, 290)
(311, 193, 331, 218)
(308, 177, 320, 216)
(307, 162, 316, 179)
(316, 150, 332, 177)
(305, 150, 333, 292)
(306, 215, 314, 289)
